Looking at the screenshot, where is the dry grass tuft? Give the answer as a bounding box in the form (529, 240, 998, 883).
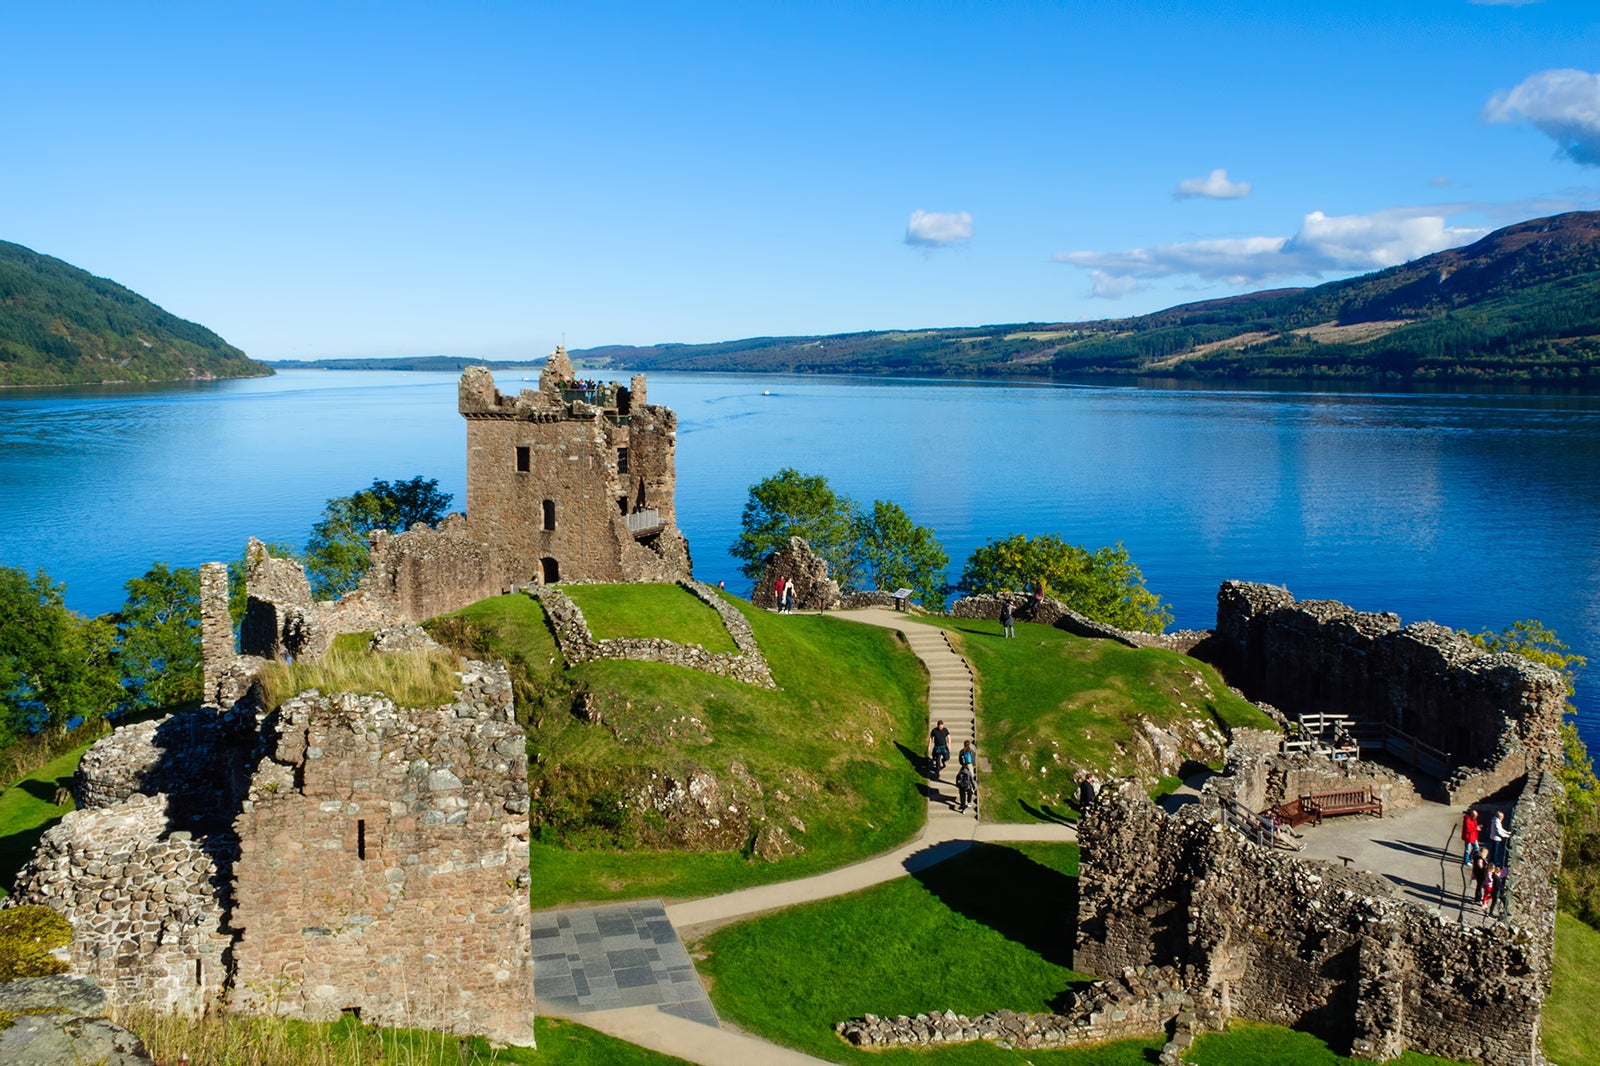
(259, 647, 461, 710)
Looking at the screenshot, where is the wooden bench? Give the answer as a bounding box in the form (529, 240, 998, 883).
(1270, 797, 1320, 830)
(1302, 788, 1383, 824)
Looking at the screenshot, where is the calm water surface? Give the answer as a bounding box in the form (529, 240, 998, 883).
(3, 369, 1598, 746)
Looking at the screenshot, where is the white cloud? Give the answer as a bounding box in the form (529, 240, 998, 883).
(1087, 271, 1146, 299)
(1429, 175, 1453, 187)
(905, 209, 973, 247)
(1484, 69, 1600, 166)
(1055, 207, 1487, 288)
(1173, 168, 1252, 200)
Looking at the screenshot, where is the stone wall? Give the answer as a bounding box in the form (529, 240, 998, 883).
(13, 658, 536, 1048)
(1214, 736, 1423, 816)
(10, 794, 236, 1016)
(532, 582, 776, 689)
(947, 592, 1208, 653)
(228, 662, 534, 1045)
(1075, 782, 1559, 1064)
(754, 536, 841, 611)
(835, 966, 1193, 1051)
(1206, 582, 1566, 777)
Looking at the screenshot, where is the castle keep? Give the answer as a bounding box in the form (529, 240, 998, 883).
(458, 347, 690, 587)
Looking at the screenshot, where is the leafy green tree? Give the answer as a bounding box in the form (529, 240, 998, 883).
(855, 500, 949, 608)
(730, 468, 860, 587)
(0, 565, 119, 743)
(1471, 620, 1593, 819)
(304, 476, 453, 599)
(957, 533, 1172, 632)
(114, 563, 202, 713)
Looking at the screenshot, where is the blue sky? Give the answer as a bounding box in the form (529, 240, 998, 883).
(6, 1, 1599, 360)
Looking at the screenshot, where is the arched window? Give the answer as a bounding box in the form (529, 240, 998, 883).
(540, 557, 560, 584)
(542, 499, 556, 530)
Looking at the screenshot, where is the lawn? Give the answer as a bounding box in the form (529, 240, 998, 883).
(692, 842, 1174, 1064)
(119, 1009, 691, 1065)
(562, 583, 739, 653)
(0, 741, 92, 896)
(427, 590, 932, 908)
(1543, 911, 1600, 1065)
(930, 617, 1275, 821)
(1189, 1020, 1469, 1066)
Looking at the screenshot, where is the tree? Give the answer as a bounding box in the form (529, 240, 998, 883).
(957, 533, 1172, 632)
(855, 500, 949, 609)
(0, 564, 119, 744)
(114, 563, 202, 713)
(1471, 620, 1593, 820)
(304, 476, 453, 599)
(730, 468, 860, 587)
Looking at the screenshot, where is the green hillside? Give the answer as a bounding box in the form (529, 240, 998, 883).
(579, 211, 1600, 385)
(0, 241, 271, 387)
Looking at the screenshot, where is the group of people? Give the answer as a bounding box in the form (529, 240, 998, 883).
(772, 575, 798, 613)
(928, 720, 978, 814)
(1462, 807, 1512, 913)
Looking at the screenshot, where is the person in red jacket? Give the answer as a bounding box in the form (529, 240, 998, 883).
(1461, 808, 1480, 866)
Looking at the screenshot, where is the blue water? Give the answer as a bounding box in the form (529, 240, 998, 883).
(4, 369, 1599, 748)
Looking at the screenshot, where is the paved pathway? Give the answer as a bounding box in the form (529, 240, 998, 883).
(536, 606, 1077, 1065)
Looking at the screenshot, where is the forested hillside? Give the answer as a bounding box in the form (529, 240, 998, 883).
(0, 242, 270, 387)
(581, 211, 1600, 385)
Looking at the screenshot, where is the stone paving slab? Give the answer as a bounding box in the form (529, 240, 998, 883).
(531, 900, 717, 1027)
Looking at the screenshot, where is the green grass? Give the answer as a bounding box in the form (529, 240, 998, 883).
(120, 1008, 692, 1065)
(562, 583, 738, 653)
(0, 741, 93, 896)
(259, 645, 460, 709)
(932, 617, 1276, 822)
(692, 842, 1173, 1064)
(1190, 1019, 1469, 1065)
(1544, 912, 1600, 1065)
(434, 592, 929, 908)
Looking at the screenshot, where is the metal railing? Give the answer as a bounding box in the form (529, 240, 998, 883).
(624, 509, 663, 535)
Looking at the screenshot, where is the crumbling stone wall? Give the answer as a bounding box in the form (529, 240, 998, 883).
(1214, 736, 1423, 816)
(360, 513, 500, 621)
(13, 657, 536, 1048)
(11, 794, 236, 1016)
(754, 536, 840, 611)
(533, 582, 775, 689)
(1206, 582, 1566, 788)
(239, 539, 326, 661)
(228, 662, 534, 1046)
(1076, 782, 1559, 1064)
(835, 965, 1194, 1051)
(948, 592, 1207, 653)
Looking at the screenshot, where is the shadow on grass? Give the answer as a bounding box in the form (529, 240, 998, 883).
(1018, 799, 1078, 825)
(912, 842, 1080, 968)
(0, 819, 63, 894)
(18, 777, 70, 804)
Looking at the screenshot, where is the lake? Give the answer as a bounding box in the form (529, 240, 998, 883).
(4, 368, 1598, 747)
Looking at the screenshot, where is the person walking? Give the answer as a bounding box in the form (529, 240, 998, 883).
(784, 580, 796, 614)
(1461, 808, 1480, 866)
(928, 720, 951, 777)
(958, 740, 976, 774)
(1000, 599, 1015, 638)
(955, 763, 977, 814)
(1489, 811, 1510, 867)
(774, 576, 787, 612)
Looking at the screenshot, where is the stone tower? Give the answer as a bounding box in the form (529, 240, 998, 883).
(458, 350, 691, 585)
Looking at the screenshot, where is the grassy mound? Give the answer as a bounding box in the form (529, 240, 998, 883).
(932, 617, 1276, 821)
(259, 645, 460, 709)
(0, 903, 71, 978)
(563, 583, 738, 652)
(426, 590, 928, 907)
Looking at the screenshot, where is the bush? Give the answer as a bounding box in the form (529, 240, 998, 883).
(0, 904, 71, 979)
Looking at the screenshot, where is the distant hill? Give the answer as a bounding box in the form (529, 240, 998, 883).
(577, 211, 1600, 385)
(0, 242, 270, 388)
(266, 356, 544, 372)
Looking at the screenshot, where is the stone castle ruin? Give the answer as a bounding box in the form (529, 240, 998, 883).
(228, 350, 692, 673)
(13, 622, 536, 1045)
(1075, 582, 1568, 1064)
